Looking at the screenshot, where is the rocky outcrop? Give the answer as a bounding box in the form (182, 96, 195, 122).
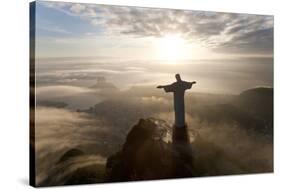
(106, 118, 194, 182)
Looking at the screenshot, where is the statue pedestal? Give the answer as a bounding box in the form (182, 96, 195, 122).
(172, 123, 193, 174)
(172, 124, 189, 144)
(172, 124, 192, 156)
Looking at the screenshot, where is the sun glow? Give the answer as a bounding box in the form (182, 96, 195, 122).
(154, 34, 191, 62)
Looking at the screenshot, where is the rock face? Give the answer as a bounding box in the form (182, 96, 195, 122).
(106, 118, 194, 182)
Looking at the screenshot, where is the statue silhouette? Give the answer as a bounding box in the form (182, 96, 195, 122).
(157, 74, 196, 144)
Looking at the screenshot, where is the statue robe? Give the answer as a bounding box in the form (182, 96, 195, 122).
(163, 81, 193, 128)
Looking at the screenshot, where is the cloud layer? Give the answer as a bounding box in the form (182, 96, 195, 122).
(35, 88, 273, 185)
(35, 57, 273, 95)
(40, 1, 273, 55)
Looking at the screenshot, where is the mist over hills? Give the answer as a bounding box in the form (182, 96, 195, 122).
(34, 81, 273, 186)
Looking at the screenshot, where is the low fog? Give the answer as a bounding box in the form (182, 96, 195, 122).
(35, 57, 273, 94)
(34, 72, 273, 185)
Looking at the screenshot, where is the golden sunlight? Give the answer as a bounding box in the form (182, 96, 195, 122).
(154, 34, 192, 62)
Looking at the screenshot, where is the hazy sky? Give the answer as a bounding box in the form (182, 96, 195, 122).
(34, 1, 273, 94)
(35, 1, 273, 60)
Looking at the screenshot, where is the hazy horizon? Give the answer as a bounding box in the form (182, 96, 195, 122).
(35, 56, 273, 95)
(34, 1, 273, 95)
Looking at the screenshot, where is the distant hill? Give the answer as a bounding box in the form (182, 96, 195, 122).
(188, 87, 273, 135)
(39, 149, 106, 186)
(36, 100, 68, 108)
(90, 77, 117, 90)
(233, 87, 273, 123)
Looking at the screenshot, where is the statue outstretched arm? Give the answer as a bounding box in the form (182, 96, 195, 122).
(157, 85, 170, 89)
(183, 81, 196, 90)
(157, 84, 174, 92)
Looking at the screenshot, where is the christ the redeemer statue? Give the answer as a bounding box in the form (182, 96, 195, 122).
(157, 74, 196, 143)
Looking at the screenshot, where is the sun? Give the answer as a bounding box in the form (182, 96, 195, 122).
(154, 34, 191, 62)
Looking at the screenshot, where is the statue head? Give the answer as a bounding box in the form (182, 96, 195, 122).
(175, 74, 181, 81)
